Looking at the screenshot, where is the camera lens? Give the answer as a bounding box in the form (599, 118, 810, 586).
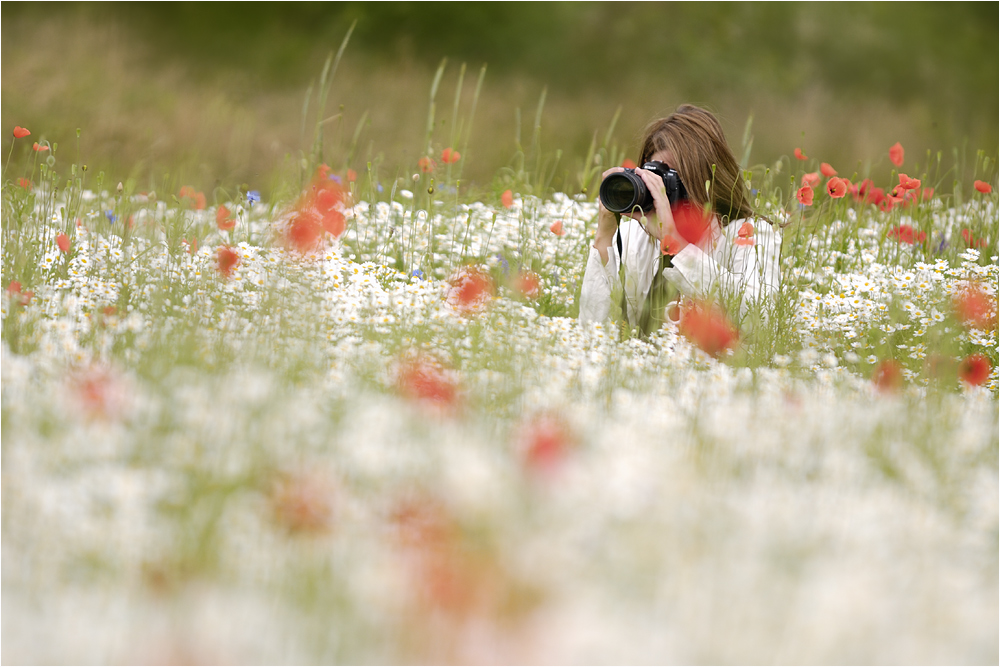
(599, 171, 650, 213)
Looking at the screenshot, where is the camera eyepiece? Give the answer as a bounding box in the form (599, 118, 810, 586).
(599, 161, 687, 214)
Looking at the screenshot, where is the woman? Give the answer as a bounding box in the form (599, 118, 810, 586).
(579, 105, 781, 336)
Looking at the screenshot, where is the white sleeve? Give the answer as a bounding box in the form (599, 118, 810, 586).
(579, 243, 620, 324)
(663, 220, 781, 322)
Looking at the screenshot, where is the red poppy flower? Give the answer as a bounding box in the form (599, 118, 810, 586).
(56, 232, 70, 254)
(549, 220, 566, 236)
(517, 413, 576, 475)
(897, 173, 921, 190)
(621, 158, 637, 169)
(5, 281, 33, 306)
(512, 270, 541, 300)
(677, 301, 738, 358)
(13, 126, 30, 138)
(796, 185, 815, 206)
(920, 187, 934, 201)
(826, 177, 847, 198)
(960, 229, 988, 248)
(216, 205, 236, 231)
(794, 148, 808, 161)
(18, 178, 32, 190)
(958, 353, 992, 386)
(216, 245, 240, 278)
(820, 162, 837, 177)
(952, 285, 997, 331)
(7, 281, 21, 295)
(440, 147, 461, 164)
(661, 233, 683, 256)
(397, 356, 459, 407)
(446, 266, 494, 313)
(418, 157, 435, 173)
(734, 221, 755, 246)
(501, 189, 514, 208)
(872, 359, 903, 393)
(346, 169, 357, 182)
(801, 172, 821, 188)
(889, 142, 904, 167)
(887, 224, 926, 245)
(974, 180, 993, 194)
(72, 366, 126, 420)
(32, 142, 48, 152)
(313, 186, 346, 237)
(284, 210, 324, 254)
(270, 472, 334, 534)
(672, 201, 712, 246)
(179, 186, 206, 210)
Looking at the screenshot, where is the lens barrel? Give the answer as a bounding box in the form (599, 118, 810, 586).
(599, 171, 653, 214)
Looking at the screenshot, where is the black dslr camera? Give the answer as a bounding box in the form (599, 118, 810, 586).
(599, 161, 687, 214)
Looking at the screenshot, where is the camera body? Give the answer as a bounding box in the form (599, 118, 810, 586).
(599, 161, 688, 214)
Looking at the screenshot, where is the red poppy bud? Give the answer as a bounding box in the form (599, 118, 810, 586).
(889, 142, 904, 167)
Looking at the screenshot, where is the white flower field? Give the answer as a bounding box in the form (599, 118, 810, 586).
(2, 142, 998, 663)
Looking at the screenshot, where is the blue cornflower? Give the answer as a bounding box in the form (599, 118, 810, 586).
(411, 269, 424, 280)
(496, 254, 510, 276)
(105, 211, 118, 223)
(329, 174, 343, 184)
(246, 190, 261, 205)
(376, 183, 384, 193)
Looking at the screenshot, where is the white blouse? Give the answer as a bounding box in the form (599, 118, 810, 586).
(578, 216, 782, 328)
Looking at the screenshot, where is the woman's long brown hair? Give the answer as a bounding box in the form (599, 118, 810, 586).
(638, 104, 757, 228)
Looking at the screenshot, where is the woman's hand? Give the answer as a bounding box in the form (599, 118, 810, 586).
(593, 167, 624, 265)
(627, 168, 689, 254)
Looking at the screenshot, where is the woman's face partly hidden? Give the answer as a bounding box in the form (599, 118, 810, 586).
(623, 149, 677, 223)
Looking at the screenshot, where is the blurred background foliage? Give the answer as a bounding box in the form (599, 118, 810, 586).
(2, 1, 997, 198)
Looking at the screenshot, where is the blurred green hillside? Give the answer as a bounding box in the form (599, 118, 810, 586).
(2, 2, 997, 198)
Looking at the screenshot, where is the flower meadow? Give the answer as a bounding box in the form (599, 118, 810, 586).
(2, 125, 998, 664)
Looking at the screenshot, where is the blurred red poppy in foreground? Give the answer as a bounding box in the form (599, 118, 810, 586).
(672, 201, 712, 246)
(621, 158, 637, 169)
(872, 360, 904, 393)
(270, 472, 333, 534)
(216, 246, 240, 278)
(512, 270, 541, 300)
(677, 301, 738, 357)
(18, 178, 32, 190)
(887, 224, 926, 245)
(418, 157, 435, 173)
(216, 205, 236, 231)
(281, 166, 347, 252)
(446, 266, 494, 313)
(396, 356, 459, 408)
(7, 280, 33, 306)
(961, 229, 988, 248)
(32, 142, 48, 152)
(516, 413, 576, 476)
(178, 186, 206, 210)
(801, 172, 820, 188)
(958, 354, 992, 386)
(820, 163, 837, 177)
(13, 126, 30, 138)
(501, 189, 514, 208)
(889, 142, 904, 167)
(441, 147, 461, 164)
(56, 232, 71, 254)
(974, 180, 993, 194)
(952, 285, 997, 331)
(549, 220, 566, 236)
(72, 365, 129, 420)
(794, 148, 808, 160)
(797, 185, 814, 206)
